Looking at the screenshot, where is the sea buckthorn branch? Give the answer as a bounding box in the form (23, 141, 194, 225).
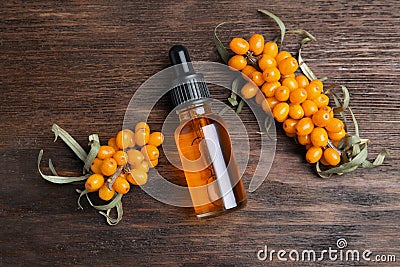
(213, 9, 388, 178)
(39, 122, 163, 225)
(106, 165, 124, 190)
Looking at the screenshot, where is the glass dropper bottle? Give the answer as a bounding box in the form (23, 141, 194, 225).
(169, 45, 247, 218)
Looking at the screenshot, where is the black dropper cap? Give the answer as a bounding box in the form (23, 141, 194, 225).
(169, 45, 210, 108)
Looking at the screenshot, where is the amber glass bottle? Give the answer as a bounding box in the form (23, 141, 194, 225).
(169, 45, 247, 218)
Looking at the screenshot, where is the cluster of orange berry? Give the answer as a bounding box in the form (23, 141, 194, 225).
(85, 122, 164, 201)
(228, 34, 345, 166)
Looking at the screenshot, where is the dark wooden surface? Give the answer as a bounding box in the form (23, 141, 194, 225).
(1, 1, 399, 266)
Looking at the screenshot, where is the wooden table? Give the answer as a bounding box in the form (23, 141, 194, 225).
(1, 1, 399, 266)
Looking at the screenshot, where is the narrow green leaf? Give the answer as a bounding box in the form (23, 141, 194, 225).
(301, 37, 311, 46)
(48, 158, 58, 176)
(298, 38, 318, 81)
(83, 134, 100, 173)
(218, 106, 230, 116)
(228, 97, 238, 106)
(286, 29, 317, 41)
(258, 9, 286, 48)
(85, 192, 123, 211)
(213, 22, 230, 64)
(340, 85, 350, 111)
(316, 161, 332, 178)
(348, 107, 359, 137)
(52, 124, 87, 162)
(231, 76, 241, 99)
(263, 115, 276, 141)
(38, 150, 89, 184)
(361, 150, 389, 168)
(77, 189, 88, 210)
(236, 99, 245, 114)
(330, 91, 347, 126)
(99, 200, 123, 226)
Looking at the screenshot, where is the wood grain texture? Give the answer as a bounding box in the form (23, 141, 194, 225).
(1, 0, 399, 266)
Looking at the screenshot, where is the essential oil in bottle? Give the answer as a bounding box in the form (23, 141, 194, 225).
(169, 45, 247, 218)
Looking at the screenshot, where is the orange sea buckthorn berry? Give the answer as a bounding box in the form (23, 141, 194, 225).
(301, 99, 318, 117)
(312, 94, 330, 108)
(258, 54, 277, 71)
(241, 65, 257, 77)
(282, 77, 299, 92)
(261, 97, 279, 113)
(107, 137, 119, 152)
(135, 129, 150, 147)
(141, 145, 160, 162)
(328, 129, 346, 141)
(275, 51, 291, 64)
(85, 174, 105, 192)
(127, 149, 144, 168)
(297, 134, 311, 146)
(262, 67, 281, 83)
(255, 91, 265, 105)
(101, 158, 118, 176)
(148, 132, 164, 147)
(113, 150, 128, 166)
(137, 160, 150, 173)
(249, 34, 265, 55)
(126, 169, 148, 186)
(286, 132, 297, 138)
(229, 37, 249, 55)
(98, 184, 115, 201)
(116, 129, 135, 150)
(305, 81, 323, 100)
(331, 139, 340, 148)
(261, 81, 281, 97)
(97, 145, 116, 160)
(289, 88, 308, 104)
(295, 75, 309, 88)
(228, 55, 247, 70)
(323, 148, 341, 166)
(319, 153, 331, 166)
(310, 127, 328, 147)
(288, 103, 304, 120)
(90, 158, 103, 174)
(320, 106, 334, 118)
(281, 73, 296, 79)
(272, 102, 290, 122)
(310, 79, 323, 92)
(249, 71, 265, 86)
(312, 109, 331, 127)
(274, 86, 290, 102)
(296, 117, 314, 136)
(149, 158, 159, 168)
(278, 57, 298, 76)
(263, 41, 279, 57)
(112, 176, 130, 194)
(325, 118, 344, 133)
(241, 82, 258, 99)
(135, 122, 150, 133)
(306, 146, 323, 163)
(283, 118, 299, 134)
